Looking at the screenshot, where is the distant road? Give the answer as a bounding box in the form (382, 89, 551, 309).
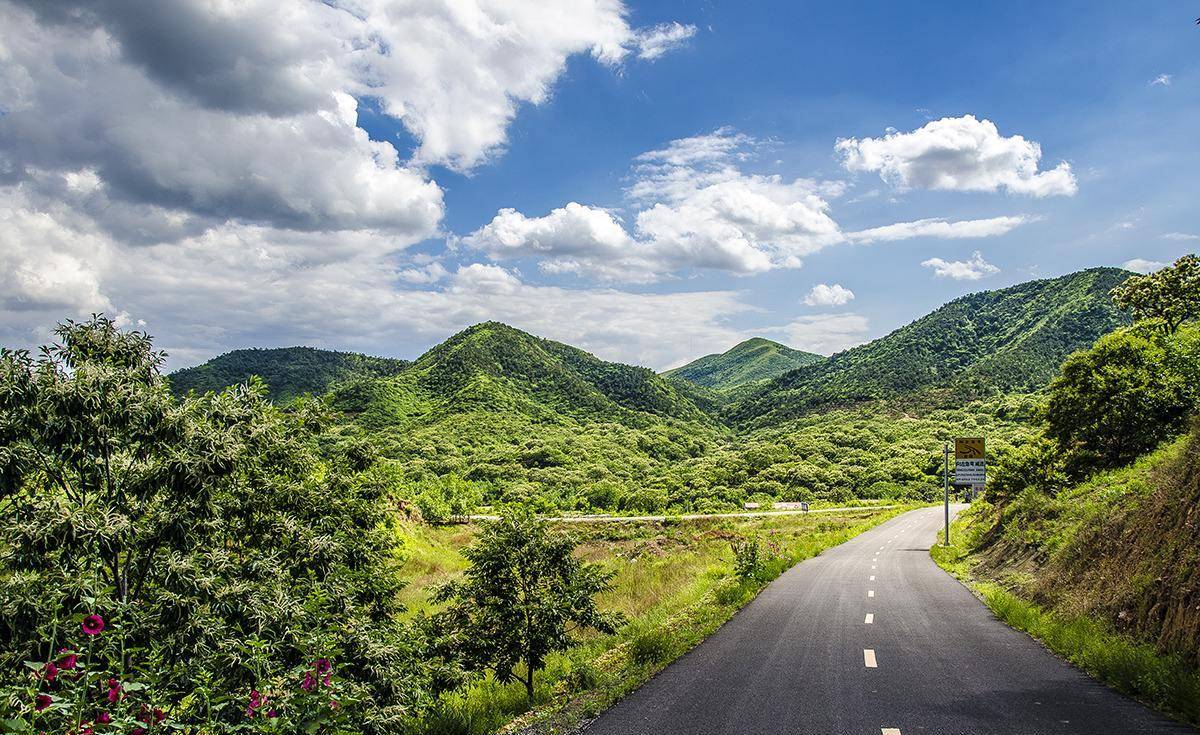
(465, 503, 905, 524)
(582, 505, 1192, 735)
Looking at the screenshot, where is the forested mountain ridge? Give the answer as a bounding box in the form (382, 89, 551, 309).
(663, 337, 823, 390)
(167, 346, 409, 403)
(728, 267, 1133, 426)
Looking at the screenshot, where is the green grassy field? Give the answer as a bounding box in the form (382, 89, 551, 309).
(400, 505, 918, 734)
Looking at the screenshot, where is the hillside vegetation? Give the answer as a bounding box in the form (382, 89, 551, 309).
(729, 268, 1131, 426)
(168, 345, 408, 403)
(663, 337, 822, 391)
(931, 258, 1200, 725)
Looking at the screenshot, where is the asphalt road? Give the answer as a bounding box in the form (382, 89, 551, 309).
(583, 505, 1193, 735)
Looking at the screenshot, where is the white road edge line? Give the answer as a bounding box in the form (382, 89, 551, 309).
(864, 613, 874, 624)
(864, 649, 877, 667)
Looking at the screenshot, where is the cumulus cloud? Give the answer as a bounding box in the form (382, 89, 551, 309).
(921, 251, 1000, 280)
(1122, 259, 1167, 274)
(761, 313, 871, 355)
(836, 115, 1077, 197)
(0, 0, 704, 362)
(803, 284, 855, 307)
(629, 21, 697, 61)
(465, 128, 843, 281)
(849, 215, 1035, 244)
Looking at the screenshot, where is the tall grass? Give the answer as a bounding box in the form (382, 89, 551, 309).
(979, 584, 1200, 726)
(412, 506, 915, 734)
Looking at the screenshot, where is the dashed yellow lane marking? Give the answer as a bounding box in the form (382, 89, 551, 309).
(864, 649, 877, 667)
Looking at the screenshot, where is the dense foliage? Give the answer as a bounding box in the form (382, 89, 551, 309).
(168, 346, 408, 404)
(663, 338, 822, 391)
(728, 268, 1132, 426)
(1110, 254, 1200, 333)
(0, 318, 430, 734)
(430, 509, 621, 700)
(1045, 323, 1200, 472)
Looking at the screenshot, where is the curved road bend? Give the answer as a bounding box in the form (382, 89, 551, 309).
(583, 505, 1193, 735)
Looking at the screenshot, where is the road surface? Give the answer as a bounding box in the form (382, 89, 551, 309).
(583, 505, 1193, 735)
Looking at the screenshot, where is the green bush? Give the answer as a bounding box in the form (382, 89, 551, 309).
(1046, 324, 1199, 473)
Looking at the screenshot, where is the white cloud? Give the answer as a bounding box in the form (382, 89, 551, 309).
(629, 22, 697, 61)
(849, 215, 1035, 244)
(1121, 259, 1167, 274)
(803, 284, 855, 307)
(465, 128, 843, 281)
(836, 115, 1077, 197)
(921, 251, 1000, 280)
(396, 262, 450, 284)
(1162, 232, 1200, 241)
(761, 313, 871, 356)
(1150, 74, 1172, 87)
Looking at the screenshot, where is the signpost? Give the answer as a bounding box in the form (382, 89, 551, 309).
(944, 437, 986, 545)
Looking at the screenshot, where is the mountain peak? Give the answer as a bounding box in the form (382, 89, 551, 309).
(664, 337, 823, 391)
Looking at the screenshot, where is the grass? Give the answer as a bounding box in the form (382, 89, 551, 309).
(406, 505, 919, 734)
(931, 515, 1200, 728)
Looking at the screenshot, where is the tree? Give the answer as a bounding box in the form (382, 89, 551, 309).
(0, 316, 429, 733)
(1045, 325, 1198, 472)
(432, 508, 622, 701)
(1111, 254, 1200, 333)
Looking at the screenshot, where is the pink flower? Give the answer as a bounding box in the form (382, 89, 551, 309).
(97, 712, 111, 724)
(57, 652, 78, 670)
(329, 699, 339, 709)
(267, 710, 278, 718)
(81, 615, 105, 636)
(35, 693, 52, 711)
(106, 680, 122, 704)
(314, 658, 332, 674)
(301, 672, 315, 692)
(322, 672, 331, 688)
(42, 662, 59, 682)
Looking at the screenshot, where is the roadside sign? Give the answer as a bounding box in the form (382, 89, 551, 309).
(955, 437, 985, 486)
(955, 437, 985, 459)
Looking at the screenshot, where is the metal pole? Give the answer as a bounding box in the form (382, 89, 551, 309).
(943, 441, 950, 547)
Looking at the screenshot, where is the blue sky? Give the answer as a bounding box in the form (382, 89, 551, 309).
(1, 1, 1197, 369)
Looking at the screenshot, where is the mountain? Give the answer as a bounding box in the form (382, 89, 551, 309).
(663, 337, 823, 390)
(331, 321, 708, 428)
(168, 346, 409, 403)
(729, 267, 1133, 426)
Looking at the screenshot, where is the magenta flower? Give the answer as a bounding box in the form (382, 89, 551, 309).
(97, 712, 112, 724)
(314, 658, 332, 674)
(35, 693, 52, 711)
(301, 672, 316, 692)
(106, 679, 122, 704)
(57, 652, 78, 670)
(267, 710, 278, 718)
(322, 672, 331, 688)
(81, 614, 105, 636)
(42, 661, 59, 681)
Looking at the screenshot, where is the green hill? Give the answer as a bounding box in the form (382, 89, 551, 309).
(168, 346, 408, 403)
(663, 337, 823, 391)
(730, 268, 1132, 426)
(326, 323, 719, 510)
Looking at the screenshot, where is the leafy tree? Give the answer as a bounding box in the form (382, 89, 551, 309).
(1111, 254, 1200, 333)
(1045, 324, 1199, 472)
(0, 316, 429, 733)
(432, 508, 622, 701)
